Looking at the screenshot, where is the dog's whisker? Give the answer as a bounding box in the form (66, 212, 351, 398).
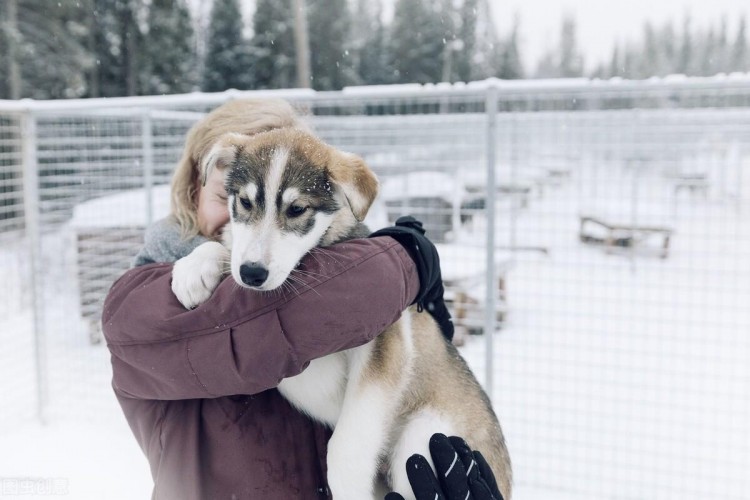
(305, 250, 326, 267)
(287, 274, 306, 290)
(284, 276, 298, 291)
(315, 248, 344, 266)
(297, 269, 326, 276)
(292, 269, 327, 280)
(290, 269, 314, 280)
(288, 273, 321, 297)
(309, 247, 343, 266)
(289, 278, 322, 296)
(283, 279, 301, 297)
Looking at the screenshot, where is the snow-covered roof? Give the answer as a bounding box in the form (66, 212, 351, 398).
(435, 244, 513, 285)
(70, 185, 171, 229)
(380, 171, 465, 205)
(459, 165, 540, 189)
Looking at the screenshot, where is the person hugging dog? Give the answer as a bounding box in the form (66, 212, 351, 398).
(103, 98, 504, 500)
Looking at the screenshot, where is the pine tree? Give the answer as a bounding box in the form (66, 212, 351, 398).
(0, 1, 15, 98)
(559, 15, 584, 77)
(497, 14, 523, 79)
(141, 0, 196, 95)
(590, 16, 747, 79)
(351, 0, 391, 85)
(453, 0, 477, 82)
(89, 0, 145, 97)
(436, 0, 460, 82)
(307, 0, 357, 90)
(247, 0, 296, 89)
(534, 15, 583, 78)
(203, 0, 251, 91)
(608, 43, 621, 77)
(2, 0, 93, 99)
(467, 0, 502, 80)
(389, 0, 446, 84)
(638, 22, 659, 78)
(621, 44, 637, 78)
(589, 63, 607, 79)
(700, 26, 717, 75)
(659, 23, 677, 75)
(716, 15, 730, 73)
(732, 17, 749, 71)
(677, 15, 693, 75)
(596, 21, 678, 79)
(534, 50, 558, 78)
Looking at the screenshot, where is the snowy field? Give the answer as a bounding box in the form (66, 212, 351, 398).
(2, 99, 750, 498)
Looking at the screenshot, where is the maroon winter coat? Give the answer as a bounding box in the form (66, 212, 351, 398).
(103, 237, 419, 500)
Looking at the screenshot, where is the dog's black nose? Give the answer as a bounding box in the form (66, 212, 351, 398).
(239, 263, 269, 287)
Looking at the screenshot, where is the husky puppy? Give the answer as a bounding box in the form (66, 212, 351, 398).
(171, 128, 512, 499)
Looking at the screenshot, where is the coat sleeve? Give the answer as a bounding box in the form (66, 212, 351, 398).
(103, 237, 419, 400)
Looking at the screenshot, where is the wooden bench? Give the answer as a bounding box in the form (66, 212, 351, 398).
(463, 182, 534, 213)
(670, 173, 710, 198)
(579, 215, 674, 259)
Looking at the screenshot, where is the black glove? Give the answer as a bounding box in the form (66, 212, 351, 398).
(369, 216, 454, 341)
(384, 433, 504, 500)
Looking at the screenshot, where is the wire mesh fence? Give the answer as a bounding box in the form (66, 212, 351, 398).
(1, 77, 749, 499)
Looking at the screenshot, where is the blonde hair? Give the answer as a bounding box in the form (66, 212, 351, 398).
(170, 98, 304, 237)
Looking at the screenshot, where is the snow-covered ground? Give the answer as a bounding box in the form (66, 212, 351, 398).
(0, 421, 151, 500)
(2, 138, 750, 499)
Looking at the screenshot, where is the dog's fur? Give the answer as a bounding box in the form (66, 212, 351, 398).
(171, 127, 512, 499)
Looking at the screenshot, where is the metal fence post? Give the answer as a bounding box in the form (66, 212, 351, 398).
(484, 85, 498, 399)
(20, 109, 47, 424)
(142, 113, 154, 226)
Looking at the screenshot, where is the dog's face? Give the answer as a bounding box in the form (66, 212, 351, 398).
(201, 128, 378, 291)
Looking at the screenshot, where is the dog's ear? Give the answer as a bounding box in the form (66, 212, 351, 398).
(329, 151, 379, 221)
(200, 133, 246, 186)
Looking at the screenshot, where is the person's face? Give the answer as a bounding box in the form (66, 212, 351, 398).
(196, 167, 230, 238)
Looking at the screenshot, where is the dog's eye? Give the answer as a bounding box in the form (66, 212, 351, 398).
(287, 205, 308, 218)
(239, 197, 253, 210)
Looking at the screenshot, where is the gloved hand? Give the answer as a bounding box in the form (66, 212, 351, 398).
(369, 216, 454, 341)
(384, 433, 504, 500)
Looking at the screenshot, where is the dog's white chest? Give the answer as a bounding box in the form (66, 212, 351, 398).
(277, 351, 348, 426)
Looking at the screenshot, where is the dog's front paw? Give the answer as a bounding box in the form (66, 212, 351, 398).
(171, 241, 229, 309)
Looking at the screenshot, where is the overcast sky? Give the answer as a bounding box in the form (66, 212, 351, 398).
(487, 0, 748, 71)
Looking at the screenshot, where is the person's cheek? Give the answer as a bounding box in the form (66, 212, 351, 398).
(209, 202, 230, 237)
(217, 202, 229, 225)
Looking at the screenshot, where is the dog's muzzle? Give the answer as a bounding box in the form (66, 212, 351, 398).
(239, 262, 269, 287)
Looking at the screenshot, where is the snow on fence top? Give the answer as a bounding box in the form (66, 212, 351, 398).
(70, 185, 171, 229)
(2, 74, 750, 113)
